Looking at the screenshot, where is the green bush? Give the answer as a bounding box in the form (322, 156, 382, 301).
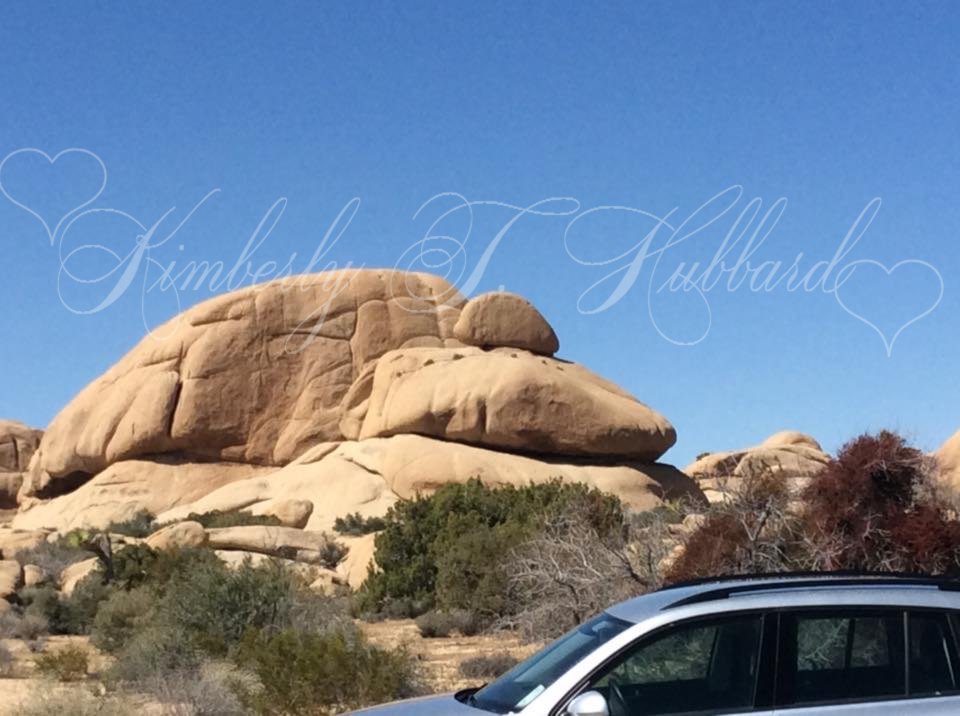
(236, 626, 421, 715)
(107, 625, 202, 684)
(333, 512, 387, 536)
(111, 543, 221, 591)
(184, 510, 283, 529)
(34, 644, 89, 681)
(460, 654, 518, 680)
(318, 539, 348, 569)
(357, 479, 624, 620)
(90, 586, 155, 652)
(105, 510, 156, 538)
(156, 556, 297, 657)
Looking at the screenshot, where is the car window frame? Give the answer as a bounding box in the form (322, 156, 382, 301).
(906, 609, 960, 698)
(772, 605, 960, 711)
(550, 609, 775, 716)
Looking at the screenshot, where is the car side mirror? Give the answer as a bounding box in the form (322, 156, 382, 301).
(566, 690, 610, 716)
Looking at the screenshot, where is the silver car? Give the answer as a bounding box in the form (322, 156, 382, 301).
(349, 573, 960, 715)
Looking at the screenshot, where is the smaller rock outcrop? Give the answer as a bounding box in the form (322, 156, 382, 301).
(453, 291, 559, 356)
(684, 431, 830, 503)
(0, 420, 42, 507)
(145, 520, 208, 551)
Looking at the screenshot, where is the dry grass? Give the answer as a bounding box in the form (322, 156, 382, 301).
(359, 619, 539, 693)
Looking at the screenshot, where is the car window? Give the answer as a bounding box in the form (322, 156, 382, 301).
(779, 610, 905, 706)
(585, 614, 762, 715)
(908, 612, 957, 696)
(468, 612, 631, 714)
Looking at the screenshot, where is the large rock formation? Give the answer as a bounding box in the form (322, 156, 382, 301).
(936, 430, 960, 490)
(684, 430, 830, 503)
(19, 270, 464, 502)
(0, 421, 42, 508)
(11, 270, 699, 586)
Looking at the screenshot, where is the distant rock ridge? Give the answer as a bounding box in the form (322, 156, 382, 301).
(683, 430, 830, 503)
(8, 269, 693, 542)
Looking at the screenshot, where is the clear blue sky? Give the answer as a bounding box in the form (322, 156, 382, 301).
(1, 1, 957, 467)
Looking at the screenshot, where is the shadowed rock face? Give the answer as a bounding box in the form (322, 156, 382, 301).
(0, 421, 42, 508)
(12, 271, 693, 534)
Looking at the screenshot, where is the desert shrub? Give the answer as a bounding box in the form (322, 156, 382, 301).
(414, 609, 479, 638)
(34, 643, 89, 681)
(460, 653, 518, 680)
(55, 574, 111, 635)
(185, 510, 283, 529)
(155, 556, 297, 657)
(666, 462, 804, 583)
(136, 661, 259, 715)
(18, 576, 111, 636)
(801, 430, 960, 574)
(357, 479, 624, 619)
(111, 543, 222, 591)
(0, 608, 49, 640)
(694, 451, 713, 461)
(318, 538, 348, 569)
(106, 624, 202, 684)
(236, 626, 422, 715)
(15, 537, 89, 584)
(105, 510, 156, 538)
(668, 431, 960, 584)
(499, 506, 650, 640)
(333, 512, 387, 536)
(90, 586, 155, 652)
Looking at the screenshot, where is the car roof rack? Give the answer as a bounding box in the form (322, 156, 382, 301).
(661, 571, 960, 610)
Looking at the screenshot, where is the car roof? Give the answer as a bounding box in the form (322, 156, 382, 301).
(606, 572, 960, 624)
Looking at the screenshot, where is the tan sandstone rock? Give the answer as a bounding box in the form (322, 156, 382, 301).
(684, 431, 830, 503)
(453, 291, 559, 355)
(13, 459, 271, 531)
(248, 499, 314, 529)
(0, 528, 49, 558)
(158, 441, 398, 532)
(0, 420, 42, 507)
(0, 559, 23, 599)
(60, 558, 100, 596)
(22, 564, 48, 587)
(205, 526, 341, 565)
(146, 521, 208, 550)
(936, 430, 960, 490)
(162, 435, 703, 532)
(344, 346, 676, 461)
(20, 270, 465, 501)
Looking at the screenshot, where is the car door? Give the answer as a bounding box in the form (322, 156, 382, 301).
(771, 608, 960, 714)
(566, 612, 777, 715)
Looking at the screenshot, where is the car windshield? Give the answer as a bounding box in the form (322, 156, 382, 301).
(465, 613, 631, 714)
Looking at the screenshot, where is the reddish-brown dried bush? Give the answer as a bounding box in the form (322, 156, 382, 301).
(669, 431, 960, 583)
(802, 430, 960, 574)
(667, 467, 802, 583)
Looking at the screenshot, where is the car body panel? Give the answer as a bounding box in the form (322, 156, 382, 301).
(346, 577, 960, 715)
